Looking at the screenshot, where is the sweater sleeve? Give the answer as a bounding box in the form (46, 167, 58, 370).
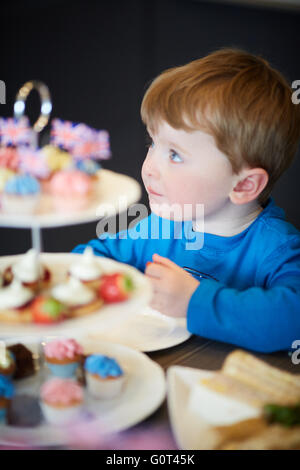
(186, 237, 300, 353)
(71, 216, 149, 272)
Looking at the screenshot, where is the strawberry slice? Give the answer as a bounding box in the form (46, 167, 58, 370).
(32, 296, 67, 324)
(99, 273, 134, 303)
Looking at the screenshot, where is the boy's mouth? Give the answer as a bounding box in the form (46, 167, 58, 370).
(147, 187, 163, 197)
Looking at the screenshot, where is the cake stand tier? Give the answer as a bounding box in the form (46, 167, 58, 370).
(0, 169, 141, 228)
(0, 253, 152, 338)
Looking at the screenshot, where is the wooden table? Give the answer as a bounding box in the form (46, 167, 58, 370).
(129, 335, 300, 447)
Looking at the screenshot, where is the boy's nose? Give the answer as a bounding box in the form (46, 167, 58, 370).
(142, 151, 160, 179)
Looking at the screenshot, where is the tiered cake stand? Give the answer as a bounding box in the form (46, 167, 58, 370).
(0, 81, 152, 338)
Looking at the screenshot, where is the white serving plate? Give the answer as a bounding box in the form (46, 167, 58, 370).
(87, 306, 191, 352)
(0, 169, 141, 228)
(0, 253, 152, 338)
(0, 337, 166, 447)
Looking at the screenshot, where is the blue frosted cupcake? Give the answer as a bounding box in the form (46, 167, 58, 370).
(0, 376, 14, 424)
(2, 173, 41, 215)
(84, 354, 125, 399)
(75, 159, 102, 180)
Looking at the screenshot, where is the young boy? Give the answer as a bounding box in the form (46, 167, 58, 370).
(72, 48, 300, 353)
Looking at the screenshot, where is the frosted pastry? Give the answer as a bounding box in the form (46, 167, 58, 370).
(49, 169, 92, 212)
(3, 249, 51, 292)
(0, 278, 35, 323)
(84, 354, 125, 399)
(75, 159, 101, 180)
(51, 276, 103, 317)
(68, 247, 103, 289)
(40, 378, 83, 425)
(2, 174, 41, 215)
(44, 338, 84, 378)
(40, 145, 72, 172)
(7, 343, 35, 379)
(0, 168, 15, 193)
(0, 348, 16, 378)
(0, 147, 20, 171)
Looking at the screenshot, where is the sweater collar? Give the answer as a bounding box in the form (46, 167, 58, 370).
(180, 197, 284, 252)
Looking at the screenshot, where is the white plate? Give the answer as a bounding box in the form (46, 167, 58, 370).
(86, 306, 191, 352)
(0, 337, 166, 447)
(167, 366, 261, 450)
(0, 253, 152, 338)
(0, 169, 141, 228)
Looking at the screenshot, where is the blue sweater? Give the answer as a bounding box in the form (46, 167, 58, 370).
(72, 197, 300, 353)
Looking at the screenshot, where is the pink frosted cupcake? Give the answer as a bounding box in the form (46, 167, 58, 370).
(0, 147, 20, 171)
(44, 338, 84, 378)
(49, 169, 93, 212)
(40, 378, 83, 425)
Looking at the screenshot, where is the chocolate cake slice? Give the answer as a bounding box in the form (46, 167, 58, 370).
(7, 343, 35, 379)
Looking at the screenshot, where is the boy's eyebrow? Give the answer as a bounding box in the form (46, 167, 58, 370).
(168, 141, 191, 157)
(146, 127, 191, 157)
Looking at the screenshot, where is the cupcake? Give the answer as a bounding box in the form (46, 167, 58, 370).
(44, 338, 83, 378)
(0, 376, 14, 424)
(68, 247, 103, 289)
(75, 159, 101, 181)
(7, 343, 35, 379)
(0, 343, 16, 378)
(0, 147, 20, 171)
(40, 378, 83, 425)
(40, 145, 72, 173)
(51, 276, 103, 317)
(3, 248, 51, 292)
(0, 278, 35, 324)
(0, 168, 15, 194)
(2, 174, 41, 215)
(0, 167, 15, 211)
(84, 354, 125, 399)
(39, 145, 72, 193)
(49, 169, 93, 212)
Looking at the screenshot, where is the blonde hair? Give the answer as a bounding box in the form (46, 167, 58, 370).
(141, 48, 300, 204)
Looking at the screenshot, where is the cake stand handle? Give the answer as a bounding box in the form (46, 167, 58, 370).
(13, 80, 52, 146)
(31, 223, 43, 256)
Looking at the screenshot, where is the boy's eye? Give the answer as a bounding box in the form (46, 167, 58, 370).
(170, 150, 182, 163)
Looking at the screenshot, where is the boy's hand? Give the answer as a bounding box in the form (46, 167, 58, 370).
(145, 253, 200, 318)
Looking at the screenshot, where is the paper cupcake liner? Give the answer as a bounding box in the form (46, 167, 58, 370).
(45, 361, 80, 379)
(86, 372, 125, 399)
(40, 400, 82, 425)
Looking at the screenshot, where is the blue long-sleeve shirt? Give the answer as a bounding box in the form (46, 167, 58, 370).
(72, 197, 300, 353)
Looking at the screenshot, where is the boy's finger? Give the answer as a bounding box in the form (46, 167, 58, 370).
(145, 261, 167, 279)
(152, 253, 181, 270)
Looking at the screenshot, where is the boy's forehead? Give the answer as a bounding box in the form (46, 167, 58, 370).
(148, 120, 216, 146)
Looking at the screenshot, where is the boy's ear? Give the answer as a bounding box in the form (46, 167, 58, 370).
(229, 168, 269, 205)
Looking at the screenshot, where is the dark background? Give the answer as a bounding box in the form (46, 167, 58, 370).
(1, 0, 300, 255)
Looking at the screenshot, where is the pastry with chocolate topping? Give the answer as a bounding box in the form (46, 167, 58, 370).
(3, 249, 51, 293)
(7, 343, 35, 379)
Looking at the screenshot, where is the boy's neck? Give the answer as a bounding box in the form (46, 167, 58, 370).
(192, 199, 263, 237)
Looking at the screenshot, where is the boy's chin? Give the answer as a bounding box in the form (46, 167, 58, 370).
(149, 201, 189, 222)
